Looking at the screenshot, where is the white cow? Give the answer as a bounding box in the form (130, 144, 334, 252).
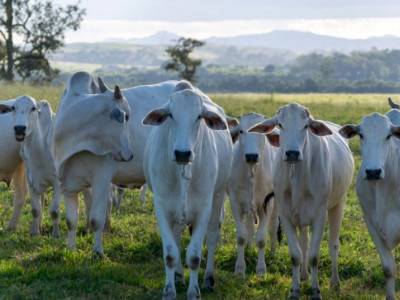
(340, 110, 400, 300)
(48, 71, 133, 257)
(228, 113, 279, 277)
(249, 103, 354, 299)
(143, 82, 233, 300)
(0, 97, 61, 237)
(0, 100, 27, 231)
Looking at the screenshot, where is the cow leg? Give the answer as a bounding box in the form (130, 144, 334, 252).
(229, 195, 247, 275)
(245, 212, 255, 248)
(82, 188, 92, 232)
(364, 213, 396, 300)
(308, 213, 327, 300)
(203, 191, 225, 291)
(139, 184, 147, 204)
(7, 162, 27, 231)
(104, 187, 112, 232)
(172, 222, 184, 285)
(65, 193, 79, 251)
(255, 199, 273, 277)
(154, 198, 178, 300)
(327, 200, 345, 292)
(280, 215, 302, 299)
(49, 183, 62, 238)
(90, 181, 112, 258)
(267, 198, 279, 256)
(29, 187, 43, 236)
(299, 226, 310, 281)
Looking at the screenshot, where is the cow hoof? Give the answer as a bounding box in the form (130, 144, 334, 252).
(187, 285, 201, 300)
(30, 230, 40, 236)
(289, 288, 300, 299)
(300, 271, 309, 282)
(330, 281, 340, 294)
(234, 265, 245, 275)
(202, 274, 215, 291)
(311, 287, 322, 300)
(52, 230, 60, 238)
(256, 264, 266, 277)
(162, 284, 176, 300)
(93, 249, 104, 259)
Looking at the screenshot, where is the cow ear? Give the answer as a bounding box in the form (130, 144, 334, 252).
(142, 107, 170, 126)
(309, 120, 332, 136)
(230, 126, 240, 144)
(202, 109, 227, 130)
(248, 117, 277, 134)
(226, 116, 239, 128)
(266, 131, 280, 147)
(0, 104, 13, 114)
(391, 125, 400, 140)
(339, 124, 359, 139)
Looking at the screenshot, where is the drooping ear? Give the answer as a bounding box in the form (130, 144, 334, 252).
(230, 126, 240, 144)
(114, 85, 123, 100)
(202, 108, 227, 130)
(390, 125, 400, 140)
(226, 116, 239, 128)
(339, 124, 359, 139)
(388, 97, 400, 109)
(98, 77, 110, 93)
(0, 104, 13, 114)
(266, 130, 280, 147)
(248, 116, 278, 134)
(142, 105, 170, 126)
(309, 120, 332, 136)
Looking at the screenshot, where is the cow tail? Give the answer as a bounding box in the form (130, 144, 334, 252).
(263, 191, 274, 214)
(277, 216, 283, 245)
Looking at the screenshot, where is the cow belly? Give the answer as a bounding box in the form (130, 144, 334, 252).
(384, 211, 400, 250)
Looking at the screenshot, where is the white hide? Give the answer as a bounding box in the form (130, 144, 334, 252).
(227, 113, 279, 277)
(48, 71, 133, 258)
(340, 112, 400, 300)
(0, 96, 61, 237)
(143, 86, 233, 300)
(0, 99, 27, 231)
(249, 103, 354, 299)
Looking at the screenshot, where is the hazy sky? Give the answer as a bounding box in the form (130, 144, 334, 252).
(54, 0, 400, 42)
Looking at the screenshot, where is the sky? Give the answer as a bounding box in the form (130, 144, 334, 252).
(54, 0, 400, 43)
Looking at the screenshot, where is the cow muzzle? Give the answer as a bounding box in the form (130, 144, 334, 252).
(245, 153, 259, 164)
(174, 150, 192, 165)
(365, 168, 383, 180)
(284, 150, 302, 163)
(14, 125, 26, 141)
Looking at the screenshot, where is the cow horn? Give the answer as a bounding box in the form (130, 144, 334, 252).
(388, 97, 400, 109)
(98, 77, 110, 93)
(114, 85, 123, 100)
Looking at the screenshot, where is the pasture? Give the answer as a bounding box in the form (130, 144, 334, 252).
(0, 85, 399, 299)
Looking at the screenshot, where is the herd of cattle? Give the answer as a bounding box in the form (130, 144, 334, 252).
(0, 70, 399, 299)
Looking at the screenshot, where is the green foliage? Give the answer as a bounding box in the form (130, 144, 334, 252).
(0, 88, 399, 298)
(0, 0, 85, 82)
(164, 37, 205, 83)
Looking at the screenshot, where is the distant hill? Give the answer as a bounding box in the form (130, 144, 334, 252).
(103, 31, 180, 45)
(205, 30, 400, 51)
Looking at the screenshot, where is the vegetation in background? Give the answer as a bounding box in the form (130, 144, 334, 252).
(0, 0, 85, 83)
(163, 37, 205, 83)
(0, 87, 399, 298)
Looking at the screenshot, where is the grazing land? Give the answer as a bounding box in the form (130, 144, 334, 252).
(0, 86, 399, 299)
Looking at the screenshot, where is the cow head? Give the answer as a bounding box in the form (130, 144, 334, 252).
(340, 113, 400, 180)
(248, 103, 332, 163)
(230, 113, 274, 165)
(143, 89, 227, 165)
(0, 95, 40, 142)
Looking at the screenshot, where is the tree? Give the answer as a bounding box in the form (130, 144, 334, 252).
(0, 0, 85, 82)
(164, 37, 205, 83)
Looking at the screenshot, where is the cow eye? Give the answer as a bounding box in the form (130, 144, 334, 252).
(239, 130, 243, 134)
(386, 134, 391, 140)
(169, 113, 173, 120)
(304, 124, 308, 129)
(359, 133, 364, 139)
(278, 123, 283, 129)
(125, 114, 129, 122)
(197, 115, 202, 120)
(11, 106, 15, 110)
(31, 106, 36, 112)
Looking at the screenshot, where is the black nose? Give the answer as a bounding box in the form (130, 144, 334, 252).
(365, 168, 382, 180)
(285, 150, 300, 161)
(174, 150, 191, 163)
(14, 125, 26, 133)
(245, 153, 259, 163)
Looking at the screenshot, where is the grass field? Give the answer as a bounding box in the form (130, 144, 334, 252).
(0, 86, 400, 299)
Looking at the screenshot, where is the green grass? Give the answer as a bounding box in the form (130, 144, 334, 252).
(0, 88, 399, 299)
